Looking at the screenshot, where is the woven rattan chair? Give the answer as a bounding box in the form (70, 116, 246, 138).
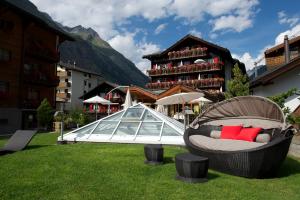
(184, 96, 294, 178)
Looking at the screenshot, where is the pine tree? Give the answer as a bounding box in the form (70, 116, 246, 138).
(37, 98, 53, 129)
(225, 63, 249, 99)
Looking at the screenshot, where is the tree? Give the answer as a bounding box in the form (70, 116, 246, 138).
(225, 63, 249, 99)
(268, 88, 297, 114)
(70, 108, 89, 127)
(268, 88, 298, 124)
(37, 98, 53, 130)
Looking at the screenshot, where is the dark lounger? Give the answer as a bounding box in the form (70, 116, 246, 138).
(184, 96, 294, 178)
(0, 130, 37, 155)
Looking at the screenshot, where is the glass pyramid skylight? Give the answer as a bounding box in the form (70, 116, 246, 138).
(59, 103, 185, 145)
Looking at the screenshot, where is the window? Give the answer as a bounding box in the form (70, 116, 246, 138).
(88, 74, 91, 78)
(88, 83, 91, 88)
(0, 81, 9, 97)
(65, 79, 68, 82)
(84, 90, 87, 94)
(84, 80, 87, 86)
(0, 19, 14, 31)
(64, 89, 68, 93)
(28, 88, 39, 100)
(84, 73, 87, 77)
(0, 118, 8, 125)
(0, 48, 11, 61)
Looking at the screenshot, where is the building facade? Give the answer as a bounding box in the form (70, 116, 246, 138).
(143, 34, 245, 96)
(251, 35, 300, 113)
(0, 0, 72, 134)
(56, 62, 103, 111)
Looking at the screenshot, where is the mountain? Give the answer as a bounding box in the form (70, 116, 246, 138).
(59, 26, 149, 87)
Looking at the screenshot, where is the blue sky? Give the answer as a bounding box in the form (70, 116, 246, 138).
(30, 0, 300, 72)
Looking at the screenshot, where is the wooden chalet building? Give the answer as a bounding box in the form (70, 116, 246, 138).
(265, 35, 300, 70)
(0, 0, 73, 134)
(143, 34, 245, 95)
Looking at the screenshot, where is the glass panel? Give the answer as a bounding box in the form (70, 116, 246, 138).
(142, 110, 161, 122)
(114, 122, 139, 136)
(105, 111, 124, 121)
(122, 108, 144, 119)
(73, 122, 97, 135)
(93, 121, 118, 135)
(132, 104, 143, 108)
(162, 124, 182, 136)
(137, 122, 162, 136)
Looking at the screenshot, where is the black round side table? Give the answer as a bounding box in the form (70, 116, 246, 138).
(144, 144, 164, 165)
(175, 153, 209, 183)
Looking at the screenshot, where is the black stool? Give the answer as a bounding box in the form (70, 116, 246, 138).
(144, 144, 164, 165)
(175, 153, 208, 183)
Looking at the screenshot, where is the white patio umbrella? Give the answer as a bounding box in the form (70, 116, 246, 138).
(190, 96, 212, 114)
(156, 92, 203, 129)
(190, 97, 212, 104)
(156, 92, 203, 105)
(83, 95, 112, 120)
(124, 89, 132, 109)
(83, 95, 111, 104)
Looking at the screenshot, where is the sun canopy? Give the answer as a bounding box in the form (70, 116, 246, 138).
(192, 96, 285, 129)
(190, 97, 212, 104)
(83, 95, 111, 104)
(59, 103, 185, 145)
(156, 92, 203, 105)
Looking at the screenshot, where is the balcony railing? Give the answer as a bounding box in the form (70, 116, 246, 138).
(57, 71, 71, 77)
(167, 47, 207, 60)
(23, 74, 59, 87)
(58, 82, 71, 88)
(57, 92, 71, 99)
(147, 63, 222, 77)
(146, 78, 224, 90)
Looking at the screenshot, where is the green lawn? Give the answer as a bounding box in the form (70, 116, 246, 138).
(0, 133, 300, 200)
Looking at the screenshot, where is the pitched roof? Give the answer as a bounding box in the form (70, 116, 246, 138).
(79, 81, 125, 99)
(265, 35, 300, 55)
(250, 56, 300, 88)
(143, 34, 231, 59)
(58, 61, 102, 77)
(1, 0, 73, 40)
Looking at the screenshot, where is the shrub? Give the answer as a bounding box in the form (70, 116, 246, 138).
(37, 98, 53, 130)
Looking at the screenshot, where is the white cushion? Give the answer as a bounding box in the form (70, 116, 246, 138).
(189, 135, 265, 151)
(210, 130, 221, 139)
(256, 133, 271, 143)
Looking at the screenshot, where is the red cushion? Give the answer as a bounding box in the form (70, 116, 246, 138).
(235, 128, 262, 142)
(220, 126, 243, 139)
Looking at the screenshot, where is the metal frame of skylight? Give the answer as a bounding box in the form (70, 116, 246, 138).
(61, 103, 184, 143)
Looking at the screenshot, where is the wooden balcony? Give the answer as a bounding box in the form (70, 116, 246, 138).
(57, 71, 71, 77)
(56, 92, 71, 99)
(58, 82, 71, 88)
(167, 47, 207, 60)
(146, 78, 224, 90)
(23, 74, 59, 87)
(147, 63, 222, 77)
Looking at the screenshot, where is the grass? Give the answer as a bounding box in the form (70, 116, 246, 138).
(0, 133, 300, 200)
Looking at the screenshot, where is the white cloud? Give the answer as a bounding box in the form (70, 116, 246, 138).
(30, 0, 260, 73)
(211, 15, 252, 32)
(30, 0, 172, 39)
(154, 23, 167, 35)
(278, 11, 299, 27)
(209, 0, 259, 32)
(275, 24, 300, 44)
(189, 29, 202, 38)
(234, 24, 300, 71)
(108, 33, 160, 73)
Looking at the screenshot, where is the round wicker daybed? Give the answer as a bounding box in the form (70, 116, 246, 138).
(184, 96, 294, 178)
